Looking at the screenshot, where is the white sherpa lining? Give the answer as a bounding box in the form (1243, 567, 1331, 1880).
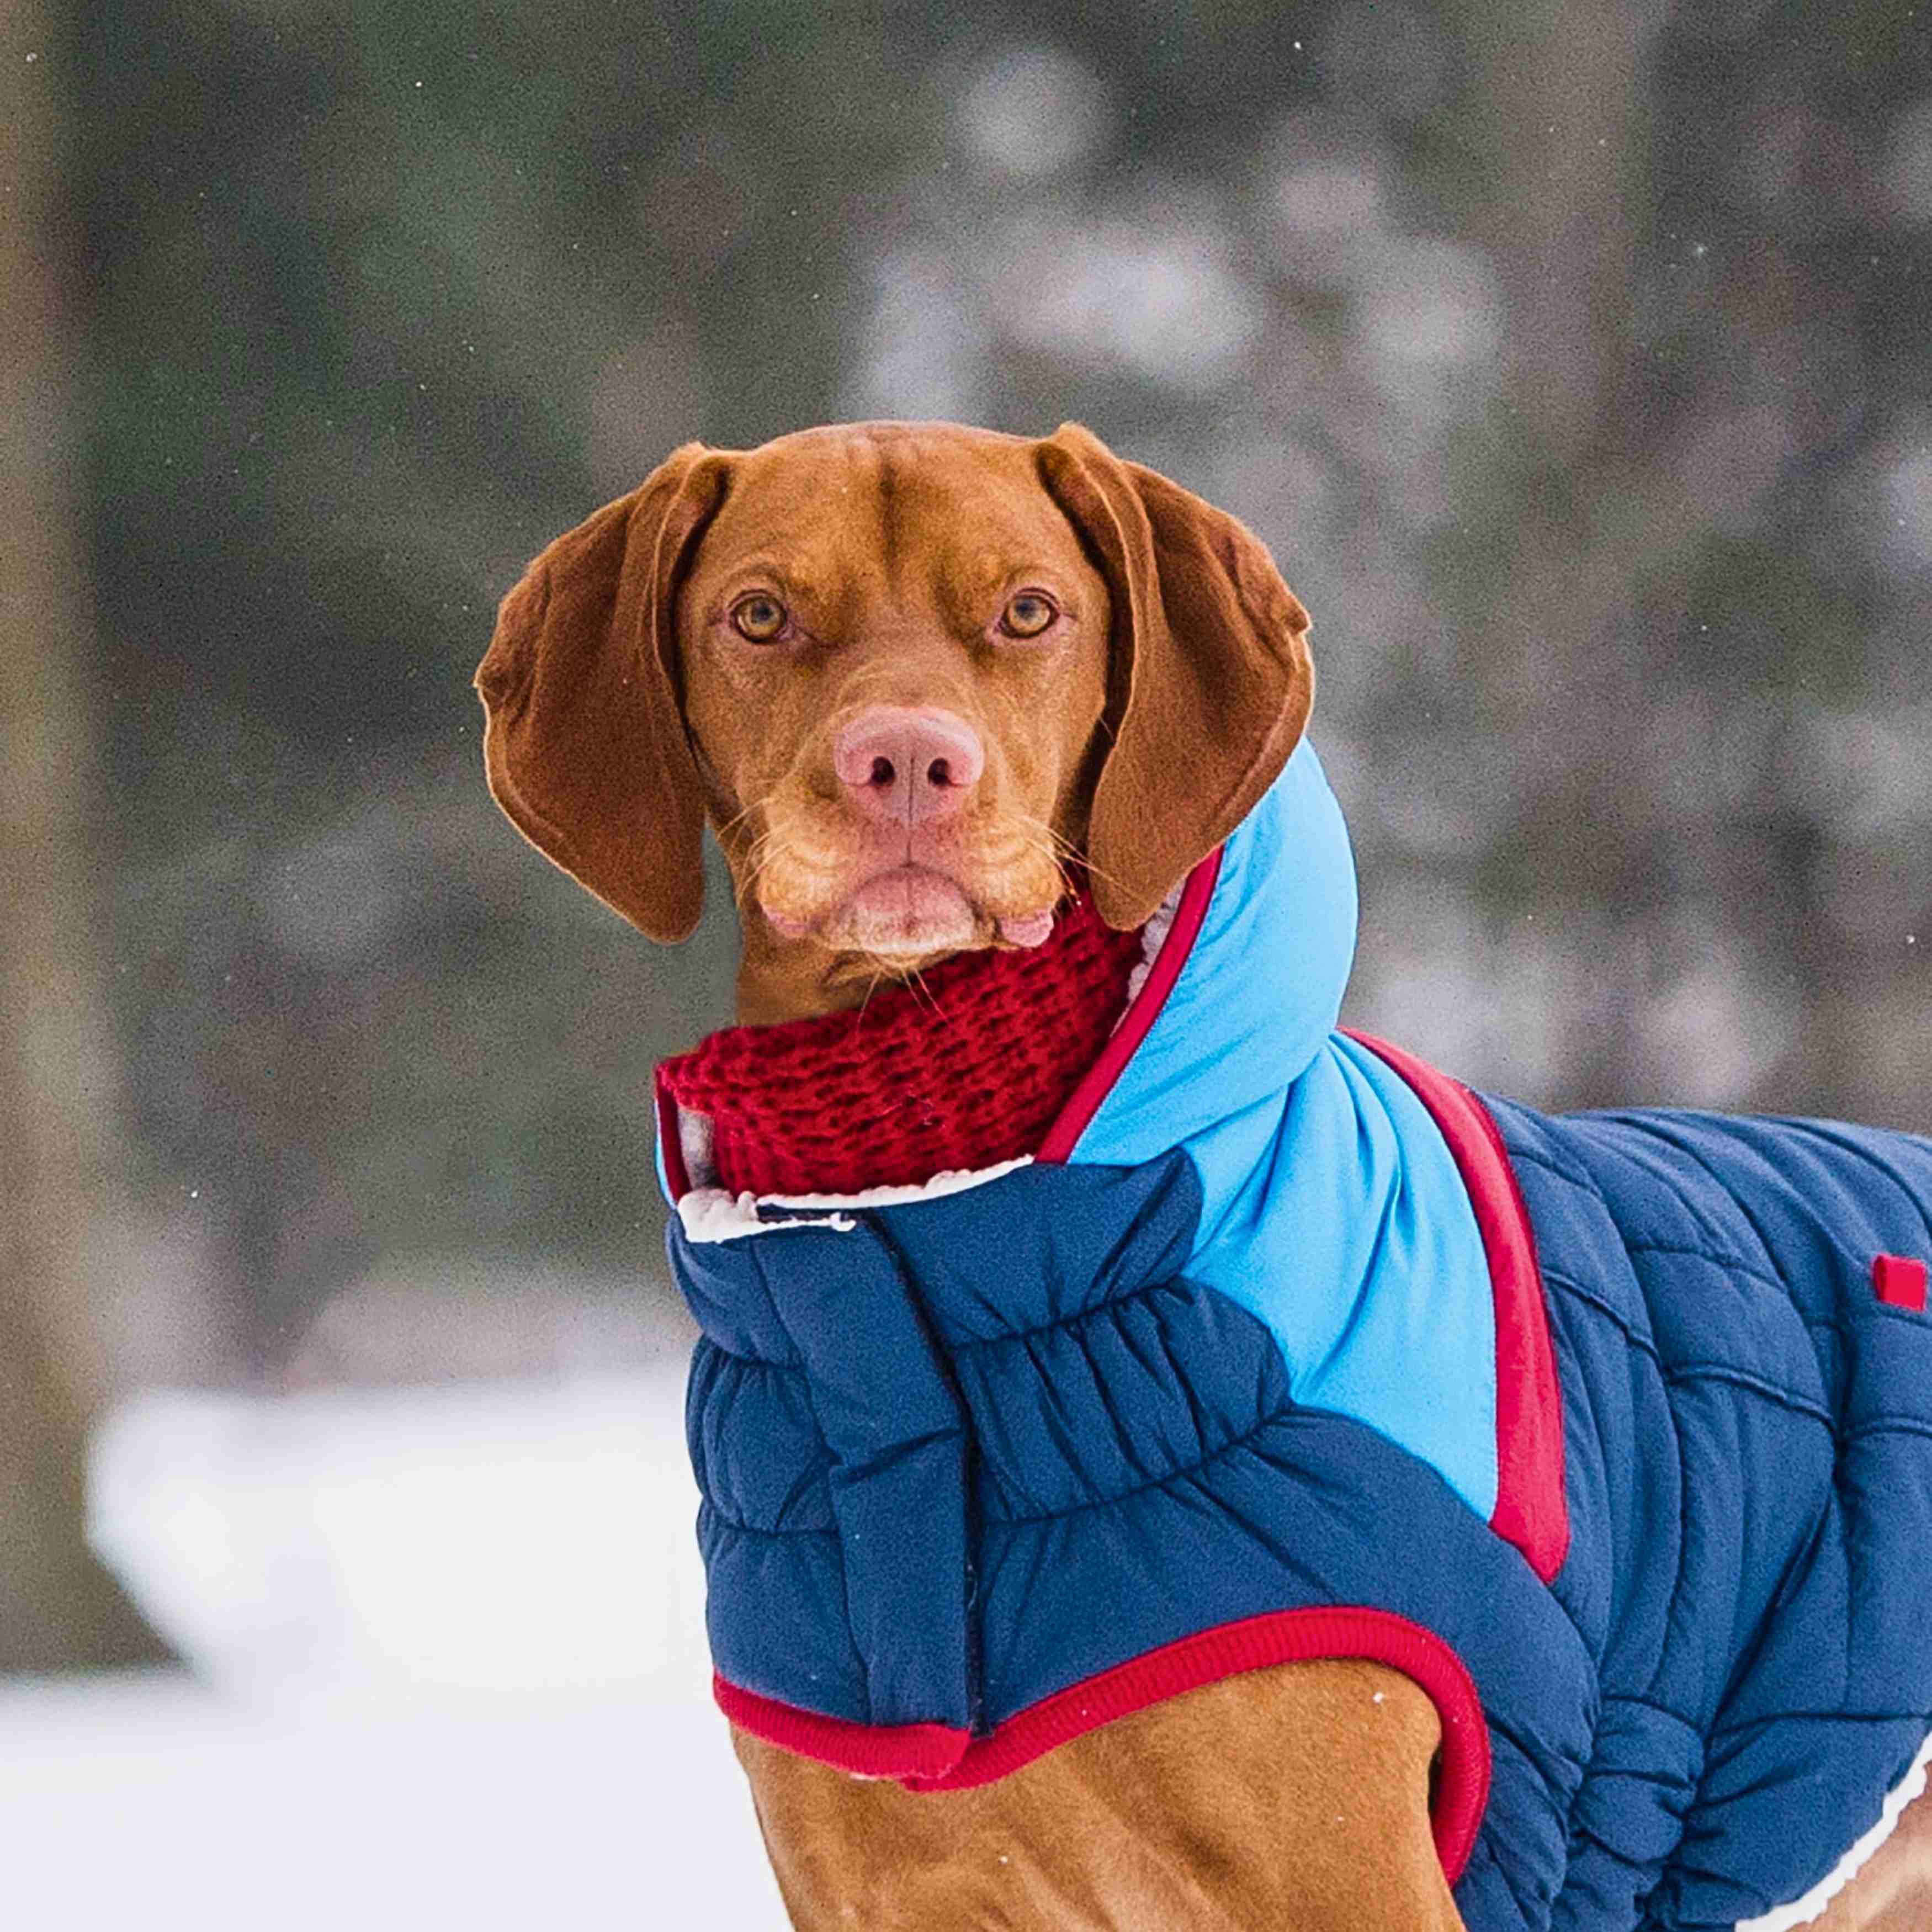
(1119, 879, 1183, 1021)
(675, 1157, 1036, 1244)
(1735, 1726, 1932, 1930)
(677, 1106, 716, 1190)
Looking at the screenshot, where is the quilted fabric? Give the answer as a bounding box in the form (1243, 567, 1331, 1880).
(655, 740, 1932, 1931)
(1482, 1101, 1932, 1931)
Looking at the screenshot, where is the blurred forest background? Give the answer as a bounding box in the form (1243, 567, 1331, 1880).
(6, 0, 1930, 1666)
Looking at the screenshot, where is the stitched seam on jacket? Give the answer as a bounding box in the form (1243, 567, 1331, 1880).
(1589, 1116, 1792, 1288)
(694, 1337, 807, 1373)
(1621, 1239, 1790, 1296)
(1769, 1119, 1932, 1255)
(1596, 1690, 1701, 1732)
(1841, 1417, 1932, 1447)
(1503, 1143, 1612, 1202)
(1489, 1707, 1592, 1783)
(1542, 1266, 1661, 1361)
(937, 1280, 1181, 1356)
(1659, 1364, 1834, 1426)
(1707, 1707, 1932, 1747)
(1462, 1836, 1539, 1932)
(1644, 1371, 1696, 1719)
(1566, 1818, 1664, 1894)
(982, 1403, 1295, 1528)
(702, 1515, 839, 1540)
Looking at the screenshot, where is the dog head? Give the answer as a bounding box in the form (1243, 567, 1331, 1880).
(475, 421, 1313, 1020)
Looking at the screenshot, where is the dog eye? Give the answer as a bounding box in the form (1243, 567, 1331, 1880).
(1000, 592, 1057, 638)
(731, 594, 788, 641)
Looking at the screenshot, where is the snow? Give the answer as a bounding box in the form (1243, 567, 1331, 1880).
(3, 1362, 788, 1929)
(18, 1360, 1929, 1930)
(87, 1367, 715, 1697)
(0, 1673, 785, 1930)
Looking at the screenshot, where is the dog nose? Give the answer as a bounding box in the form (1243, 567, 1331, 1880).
(832, 706, 985, 827)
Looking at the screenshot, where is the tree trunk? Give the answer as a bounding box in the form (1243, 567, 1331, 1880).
(1447, 2, 1716, 1103)
(0, 0, 171, 1671)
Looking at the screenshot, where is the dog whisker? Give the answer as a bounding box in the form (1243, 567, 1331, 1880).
(714, 791, 776, 842)
(1004, 808, 1090, 871)
(735, 834, 793, 911)
(1015, 819, 1128, 901)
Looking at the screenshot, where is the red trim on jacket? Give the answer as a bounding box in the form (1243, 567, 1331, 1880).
(1342, 1031, 1571, 1585)
(1037, 846, 1224, 1163)
(712, 1684, 971, 1781)
(716, 1603, 1491, 1885)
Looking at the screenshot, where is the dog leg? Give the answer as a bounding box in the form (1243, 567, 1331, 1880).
(734, 1659, 1464, 1931)
(1807, 1781, 1932, 1930)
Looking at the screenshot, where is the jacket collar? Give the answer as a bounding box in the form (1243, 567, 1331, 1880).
(654, 738, 1359, 1206)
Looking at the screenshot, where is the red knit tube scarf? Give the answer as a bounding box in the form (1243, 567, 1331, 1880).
(656, 888, 1147, 1197)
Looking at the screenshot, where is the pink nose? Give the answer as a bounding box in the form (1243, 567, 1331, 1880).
(832, 706, 985, 827)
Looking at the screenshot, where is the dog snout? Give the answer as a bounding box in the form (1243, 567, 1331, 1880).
(832, 706, 984, 827)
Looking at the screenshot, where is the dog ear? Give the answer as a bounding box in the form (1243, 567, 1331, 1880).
(474, 443, 730, 942)
(1037, 422, 1314, 931)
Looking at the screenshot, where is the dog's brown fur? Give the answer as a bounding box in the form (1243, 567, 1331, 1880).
(737, 1662, 1460, 1932)
(477, 420, 1930, 1929)
(475, 421, 1310, 1022)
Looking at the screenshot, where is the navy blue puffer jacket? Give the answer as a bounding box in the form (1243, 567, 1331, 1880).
(655, 741, 1932, 1931)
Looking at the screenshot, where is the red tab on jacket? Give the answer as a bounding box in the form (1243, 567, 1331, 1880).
(1875, 1254, 1930, 1313)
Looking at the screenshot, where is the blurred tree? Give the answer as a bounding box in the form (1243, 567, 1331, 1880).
(1444, 0, 1704, 1096)
(0, 0, 169, 1668)
(63, 0, 1932, 1371)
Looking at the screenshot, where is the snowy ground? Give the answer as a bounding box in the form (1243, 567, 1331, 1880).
(4, 1363, 789, 1930)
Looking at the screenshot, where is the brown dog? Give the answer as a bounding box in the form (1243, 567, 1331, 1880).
(475, 421, 1931, 1930)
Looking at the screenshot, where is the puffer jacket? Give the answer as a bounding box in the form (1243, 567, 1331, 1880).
(654, 740, 1932, 1931)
